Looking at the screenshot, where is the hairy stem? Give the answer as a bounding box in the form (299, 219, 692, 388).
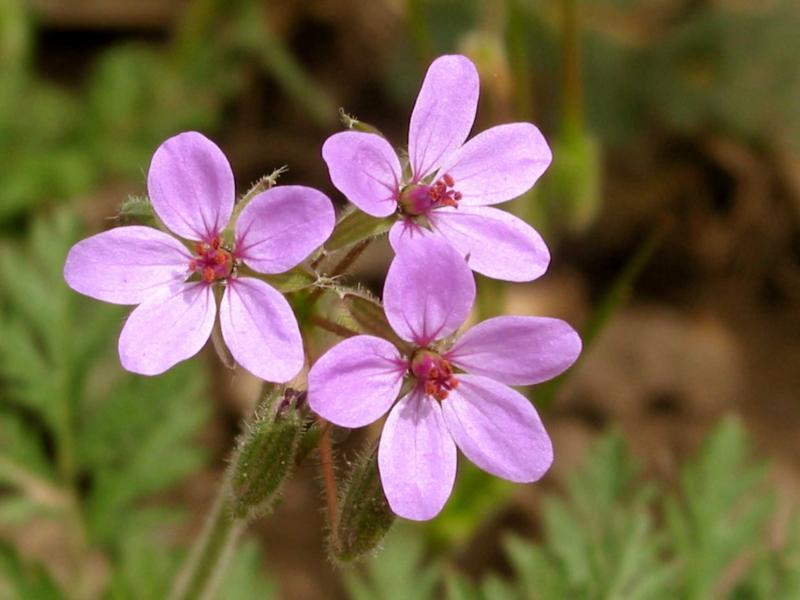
(309, 315, 360, 339)
(307, 238, 372, 305)
(168, 489, 245, 600)
(168, 385, 265, 600)
(317, 420, 339, 527)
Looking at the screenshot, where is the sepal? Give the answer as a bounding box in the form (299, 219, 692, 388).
(342, 291, 412, 354)
(117, 195, 157, 227)
(325, 206, 393, 253)
(329, 448, 395, 562)
(228, 386, 304, 520)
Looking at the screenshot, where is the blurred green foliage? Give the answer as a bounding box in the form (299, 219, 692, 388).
(349, 419, 799, 600)
(0, 212, 273, 598)
(0, 0, 338, 227)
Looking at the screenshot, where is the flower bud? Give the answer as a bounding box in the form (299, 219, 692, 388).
(228, 386, 303, 520)
(117, 195, 156, 226)
(330, 449, 395, 562)
(339, 108, 384, 136)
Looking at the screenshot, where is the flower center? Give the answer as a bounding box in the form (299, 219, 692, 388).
(188, 235, 233, 283)
(410, 349, 459, 401)
(398, 173, 462, 216)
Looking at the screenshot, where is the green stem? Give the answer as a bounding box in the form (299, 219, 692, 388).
(168, 384, 273, 600)
(309, 315, 360, 339)
(561, 0, 584, 134)
(307, 238, 373, 306)
(169, 490, 245, 600)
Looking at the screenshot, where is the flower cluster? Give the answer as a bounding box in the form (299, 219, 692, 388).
(63, 55, 581, 523)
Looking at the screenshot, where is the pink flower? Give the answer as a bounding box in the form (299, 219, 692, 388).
(307, 236, 581, 520)
(322, 54, 553, 282)
(64, 131, 335, 381)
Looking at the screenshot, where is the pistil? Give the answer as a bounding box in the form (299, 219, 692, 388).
(410, 349, 459, 401)
(398, 173, 462, 216)
(188, 235, 233, 282)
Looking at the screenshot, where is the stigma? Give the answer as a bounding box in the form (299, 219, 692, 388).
(188, 235, 233, 283)
(410, 349, 459, 401)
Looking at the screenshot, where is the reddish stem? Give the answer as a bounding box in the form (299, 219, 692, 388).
(317, 420, 338, 526)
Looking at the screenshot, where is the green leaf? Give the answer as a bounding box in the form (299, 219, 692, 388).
(325, 207, 393, 253)
(343, 526, 441, 600)
(665, 417, 773, 599)
(81, 362, 209, 545)
(0, 210, 212, 559)
(424, 459, 512, 551)
(500, 433, 671, 600)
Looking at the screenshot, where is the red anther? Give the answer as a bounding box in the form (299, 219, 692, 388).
(411, 349, 459, 402)
(439, 197, 458, 208)
(188, 238, 233, 282)
(426, 174, 461, 210)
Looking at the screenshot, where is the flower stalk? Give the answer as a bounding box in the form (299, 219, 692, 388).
(317, 419, 339, 527)
(168, 491, 245, 600)
(330, 448, 395, 562)
(169, 385, 304, 599)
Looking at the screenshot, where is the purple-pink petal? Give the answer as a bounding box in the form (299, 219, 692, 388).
(428, 205, 550, 282)
(442, 375, 552, 482)
(118, 282, 216, 376)
(447, 316, 582, 386)
(383, 235, 475, 346)
(408, 55, 479, 182)
(147, 131, 235, 241)
(219, 277, 303, 383)
(64, 226, 191, 305)
(235, 185, 335, 274)
(378, 389, 456, 520)
(321, 131, 401, 218)
(308, 335, 406, 428)
(387, 218, 435, 254)
(436, 123, 552, 206)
